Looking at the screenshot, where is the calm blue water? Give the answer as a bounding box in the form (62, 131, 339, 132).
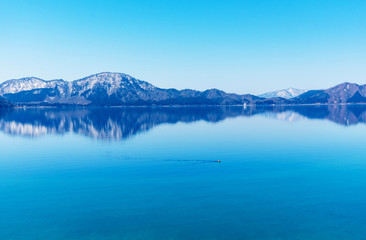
(1, 106, 366, 240)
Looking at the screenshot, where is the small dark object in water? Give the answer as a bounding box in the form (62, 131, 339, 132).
(164, 159, 221, 165)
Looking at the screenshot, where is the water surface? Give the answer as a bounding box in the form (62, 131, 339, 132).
(1, 106, 366, 240)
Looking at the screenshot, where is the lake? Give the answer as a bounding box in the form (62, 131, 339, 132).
(1, 105, 366, 240)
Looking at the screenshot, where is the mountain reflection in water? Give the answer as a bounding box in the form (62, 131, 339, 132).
(0, 105, 365, 140)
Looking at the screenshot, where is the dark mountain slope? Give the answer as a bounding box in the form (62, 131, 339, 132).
(0, 96, 13, 108)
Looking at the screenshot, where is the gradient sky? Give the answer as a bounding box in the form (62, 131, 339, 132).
(0, 0, 365, 94)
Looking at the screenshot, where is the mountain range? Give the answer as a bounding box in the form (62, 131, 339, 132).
(0, 72, 260, 107)
(0, 72, 365, 107)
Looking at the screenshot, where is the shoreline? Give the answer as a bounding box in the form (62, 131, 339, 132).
(8, 102, 366, 109)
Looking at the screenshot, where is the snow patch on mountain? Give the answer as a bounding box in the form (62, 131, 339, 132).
(259, 88, 308, 99)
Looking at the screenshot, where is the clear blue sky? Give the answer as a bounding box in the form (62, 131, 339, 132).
(0, 0, 365, 94)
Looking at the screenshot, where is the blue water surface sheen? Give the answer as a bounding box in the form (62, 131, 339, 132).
(0, 106, 366, 240)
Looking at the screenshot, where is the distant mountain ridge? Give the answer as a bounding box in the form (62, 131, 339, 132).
(0, 72, 365, 107)
(294, 82, 366, 104)
(259, 88, 307, 99)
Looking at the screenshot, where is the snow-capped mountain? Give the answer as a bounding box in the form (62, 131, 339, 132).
(259, 88, 308, 99)
(0, 77, 67, 95)
(0, 72, 260, 106)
